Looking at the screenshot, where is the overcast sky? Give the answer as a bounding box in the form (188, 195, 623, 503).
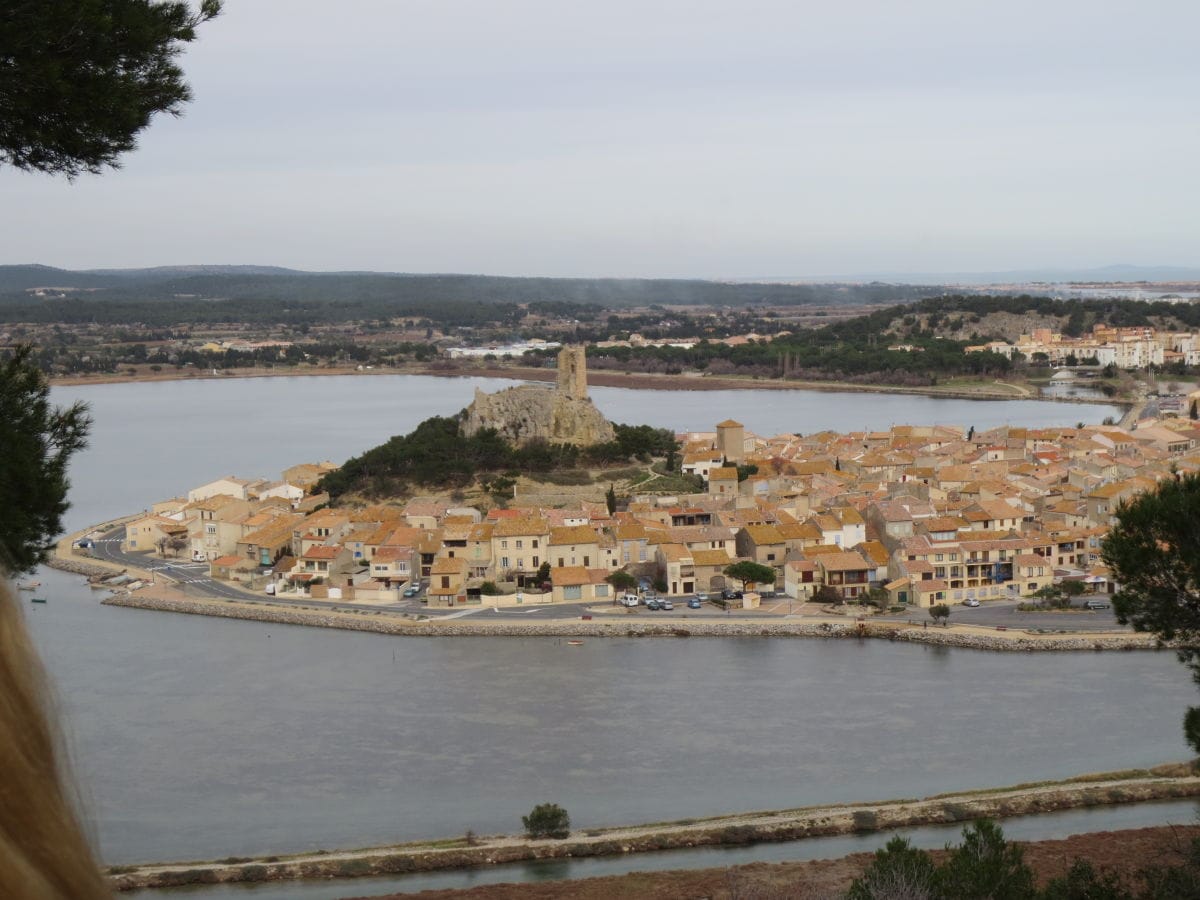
(3, 0, 1198, 278)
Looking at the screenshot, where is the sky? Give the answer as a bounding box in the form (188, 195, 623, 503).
(3, 0, 1199, 279)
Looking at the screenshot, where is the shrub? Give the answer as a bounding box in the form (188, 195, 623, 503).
(522, 802, 570, 839)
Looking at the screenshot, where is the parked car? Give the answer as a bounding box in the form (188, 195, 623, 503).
(645, 599, 661, 611)
(688, 597, 702, 609)
(620, 593, 640, 607)
(722, 588, 743, 601)
(660, 599, 674, 611)
(695, 591, 709, 602)
(403, 583, 421, 598)
(963, 598, 980, 607)
(1085, 599, 1110, 610)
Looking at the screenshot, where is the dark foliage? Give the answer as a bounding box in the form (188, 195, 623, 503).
(317, 418, 678, 499)
(0, 2, 221, 177)
(0, 346, 91, 573)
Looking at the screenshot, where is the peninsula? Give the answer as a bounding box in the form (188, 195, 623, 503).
(58, 344, 1200, 645)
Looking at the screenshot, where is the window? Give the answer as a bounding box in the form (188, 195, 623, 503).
(935, 553, 943, 561)
(516, 540, 523, 549)
(532, 539, 539, 548)
(501, 540, 508, 549)
(583, 556, 590, 566)
(501, 556, 510, 568)
(533, 556, 539, 567)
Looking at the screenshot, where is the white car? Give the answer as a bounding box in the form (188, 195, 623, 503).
(963, 598, 980, 607)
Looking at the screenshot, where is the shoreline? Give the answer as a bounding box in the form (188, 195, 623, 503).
(48, 363, 1125, 406)
(106, 765, 1200, 891)
(54, 522, 1156, 653)
(99, 591, 1162, 652)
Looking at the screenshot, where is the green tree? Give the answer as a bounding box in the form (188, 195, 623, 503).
(1103, 473, 1200, 752)
(0, 346, 91, 573)
(605, 483, 617, 515)
(521, 802, 570, 839)
(935, 819, 1035, 900)
(0, 1, 222, 177)
(845, 836, 938, 900)
(723, 561, 776, 591)
(813, 584, 843, 605)
(929, 603, 951, 626)
(606, 571, 638, 592)
(536, 561, 551, 583)
(1040, 858, 1135, 900)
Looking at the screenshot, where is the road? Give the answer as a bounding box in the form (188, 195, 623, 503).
(878, 597, 1125, 632)
(86, 529, 1131, 631)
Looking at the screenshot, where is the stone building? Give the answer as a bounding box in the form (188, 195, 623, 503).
(463, 346, 615, 447)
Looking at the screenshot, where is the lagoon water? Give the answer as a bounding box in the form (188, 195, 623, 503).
(27, 375, 1161, 868)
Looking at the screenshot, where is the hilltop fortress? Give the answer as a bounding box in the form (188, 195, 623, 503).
(463, 346, 616, 447)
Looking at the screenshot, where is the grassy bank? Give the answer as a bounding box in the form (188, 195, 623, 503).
(107, 765, 1199, 891)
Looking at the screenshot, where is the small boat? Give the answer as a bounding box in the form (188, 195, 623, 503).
(17, 581, 41, 591)
(566, 640, 583, 646)
(30, 597, 47, 604)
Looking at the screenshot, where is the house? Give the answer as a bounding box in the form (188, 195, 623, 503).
(548, 525, 601, 569)
(814, 551, 874, 601)
(427, 556, 468, 606)
(124, 514, 188, 554)
(550, 566, 613, 603)
(708, 467, 739, 496)
(490, 516, 550, 585)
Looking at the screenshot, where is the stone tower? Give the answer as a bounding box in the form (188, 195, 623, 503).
(556, 345, 588, 400)
(715, 419, 745, 463)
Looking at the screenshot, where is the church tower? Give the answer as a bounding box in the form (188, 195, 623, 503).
(556, 345, 588, 400)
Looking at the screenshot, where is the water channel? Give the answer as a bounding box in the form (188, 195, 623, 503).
(25, 375, 1167, 877)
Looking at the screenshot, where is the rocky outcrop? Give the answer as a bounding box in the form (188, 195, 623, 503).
(462, 345, 615, 447)
(463, 384, 615, 447)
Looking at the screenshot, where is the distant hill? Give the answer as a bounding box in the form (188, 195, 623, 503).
(798, 264, 1200, 285)
(0, 266, 939, 322)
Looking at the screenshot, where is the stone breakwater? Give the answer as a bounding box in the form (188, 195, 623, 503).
(101, 594, 1165, 652)
(108, 771, 1200, 891)
(46, 557, 118, 578)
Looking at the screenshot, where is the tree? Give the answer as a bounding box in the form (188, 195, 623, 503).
(723, 561, 776, 591)
(929, 603, 951, 626)
(1040, 859, 1135, 900)
(0, 1, 222, 177)
(1103, 473, 1200, 751)
(1191, 399, 1198, 421)
(521, 802, 570, 839)
(813, 585, 843, 605)
(845, 836, 938, 900)
(606, 570, 637, 592)
(536, 561, 551, 584)
(0, 346, 91, 574)
(605, 483, 617, 515)
(935, 819, 1035, 899)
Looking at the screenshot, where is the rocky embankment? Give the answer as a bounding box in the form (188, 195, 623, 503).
(108, 767, 1200, 891)
(102, 593, 1163, 652)
(46, 557, 118, 578)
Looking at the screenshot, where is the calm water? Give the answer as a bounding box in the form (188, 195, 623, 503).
(27, 563, 1196, 865)
(26, 375, 1152, 867)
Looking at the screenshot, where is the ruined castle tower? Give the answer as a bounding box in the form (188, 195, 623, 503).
(463, 344, 614, 446)
(556, 345, 588, 400)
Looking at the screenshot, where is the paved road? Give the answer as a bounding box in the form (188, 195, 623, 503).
(878, 597, 1126, 632)
(85, 530, 1130, 631)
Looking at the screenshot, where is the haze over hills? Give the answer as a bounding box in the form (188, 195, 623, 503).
(762, 265, 1200, 285)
